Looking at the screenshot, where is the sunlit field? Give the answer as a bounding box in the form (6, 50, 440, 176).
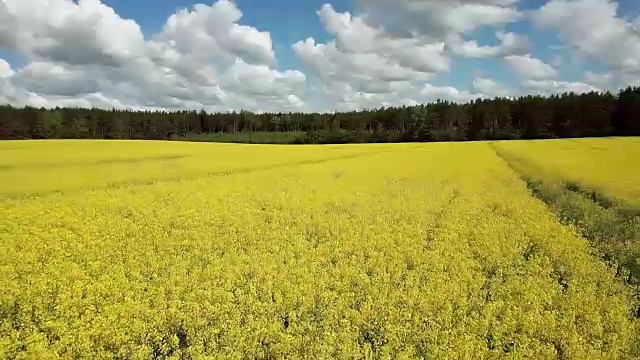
(1, 139, 639, 358)
(494, 137, 640, 206)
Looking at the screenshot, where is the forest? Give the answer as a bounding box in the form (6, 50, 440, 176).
(1, 86, 639, 144)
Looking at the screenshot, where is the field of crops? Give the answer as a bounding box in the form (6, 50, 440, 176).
(495, 137, 640, 207)
(1, 139, 639, 358)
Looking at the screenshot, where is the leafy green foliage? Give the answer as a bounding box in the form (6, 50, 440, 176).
(179, 131, 306, 144)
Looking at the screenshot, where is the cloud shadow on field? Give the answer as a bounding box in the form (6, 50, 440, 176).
(1, 149, 395, 200)
(0, 154, 193, 171)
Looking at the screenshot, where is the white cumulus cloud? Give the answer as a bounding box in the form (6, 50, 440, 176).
(472, 77, 511, 97)
(293, 4, 455, 110)
(449, 31, 530, 58)
(356, 0, 523, 39)
(523, 79, 599, 95)
(420, 84, 483, 102)
(534, 0, 640, 79)
(0, 0, 306, 112)
(0, 59, 14, 78)
(505, 54, 558, 79)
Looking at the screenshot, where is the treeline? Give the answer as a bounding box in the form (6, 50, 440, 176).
(1, 87, 639, 143)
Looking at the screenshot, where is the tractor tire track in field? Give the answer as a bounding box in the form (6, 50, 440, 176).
(0, 154, 193, 171)
(560, 182, 640, 220)
(491, 143, 640, 315)
(1, 149, 396, 200)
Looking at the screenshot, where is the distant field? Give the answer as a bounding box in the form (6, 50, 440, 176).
(1, 139, 639, 358)
(178, 131, 306, 144)
(494, 137, 640, 206)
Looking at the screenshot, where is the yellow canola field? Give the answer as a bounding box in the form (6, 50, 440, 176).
(494, 137, 640, 206)
(0, 140, 638, 359)
(0, 140, 384, 197)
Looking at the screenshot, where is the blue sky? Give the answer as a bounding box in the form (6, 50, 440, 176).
(0, 0, 639, 112)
